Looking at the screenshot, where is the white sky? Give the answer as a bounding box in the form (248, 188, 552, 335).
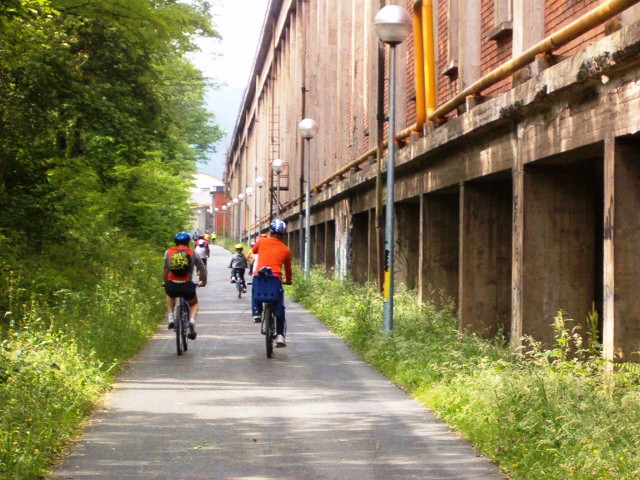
(190, 0, 270, 179)
(193, 0, 269, 88)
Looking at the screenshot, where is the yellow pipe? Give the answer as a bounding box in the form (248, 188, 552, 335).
(413, 1, 426, 133)
(429, 0, 640, 121)
(422, 0, 437, 118)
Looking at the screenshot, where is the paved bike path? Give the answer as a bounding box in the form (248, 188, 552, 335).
(51, 245, 504, 479)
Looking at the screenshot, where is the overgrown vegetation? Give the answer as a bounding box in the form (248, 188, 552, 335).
(288, 268, 640, 479)
(0, 1, 222, 478)
(0, 242, 165, 479)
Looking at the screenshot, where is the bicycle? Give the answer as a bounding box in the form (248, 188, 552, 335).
(252, 271, 282, 358)
(231, 268, 246, 299)
(173, 295, 190, 355)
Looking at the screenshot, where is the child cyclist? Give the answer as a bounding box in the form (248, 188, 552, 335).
(229, 243, 248, 293)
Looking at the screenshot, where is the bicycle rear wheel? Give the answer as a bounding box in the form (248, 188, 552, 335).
(263, 303, 273, 358)
(175, 300, 184, 355)
(181, 299, 189, 352)
(237, 278, 242, 298)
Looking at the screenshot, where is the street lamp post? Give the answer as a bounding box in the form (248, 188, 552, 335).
(209, 187, 216, 233)
(298, 117, 318, 281)
(271, 159, 284, 218)
(375, 5, 412, 334)
(232, 197, 239, 240)
(237, 193, 244, 241)
(245, 186, 253, 245)
(222, 205, 227, 238)
(255, 176, 265, 237)
(214, 207, 219, 236)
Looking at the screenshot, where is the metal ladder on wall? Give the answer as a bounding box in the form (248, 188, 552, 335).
(269, 105, 284, 216)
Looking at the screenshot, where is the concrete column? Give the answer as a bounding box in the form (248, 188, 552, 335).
(512, 0, 545, 82)
(458, 0, 481, 90)
(459, 182, 512, 336)
(522, 168, 596, 346)
(421, 193, 460, 308)
(396, 203, 420, 291)
(511, 153, 525, 346)
(603, 136, 640, 361)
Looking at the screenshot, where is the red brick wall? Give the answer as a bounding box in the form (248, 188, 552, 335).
(480, 0, 512, 96)
(405, 0, 417, 128)
(425, 0, 608, 118)
(546, 0, 604, 57)
(436, 0, 458, 109)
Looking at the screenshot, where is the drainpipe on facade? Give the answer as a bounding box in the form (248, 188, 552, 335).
(413, 1, 426, 134)
(422, 0, 437, 119)
(299, 0, 309, 269)
(375, 0, 386, 294)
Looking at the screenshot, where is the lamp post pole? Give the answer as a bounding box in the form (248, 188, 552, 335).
(256, 176, 265, 237)
(214, 207, 219, 236)
(245, 186, 253, 245)
(232, 197, 239, 241)
(209, 187, 215, 233)
(272, 159, 284, 219)
(238, 193, 244, 241)
(375, 5, 412, 334)
(222, 205, 227, 238)
(298, 118, 318, 280)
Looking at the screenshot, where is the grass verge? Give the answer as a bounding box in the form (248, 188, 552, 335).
(0, 238, 165, 479)
(287, 267, 640, 479)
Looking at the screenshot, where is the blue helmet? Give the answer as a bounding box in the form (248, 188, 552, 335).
(174, 231, 191, 245)
(270, 219, 287, 235)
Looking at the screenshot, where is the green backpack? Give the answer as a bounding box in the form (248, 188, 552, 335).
(169, 247, 192, 275)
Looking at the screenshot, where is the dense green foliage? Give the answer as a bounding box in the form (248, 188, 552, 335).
(0, 0, 222, 246)
(0, 1, 223, 478)
(288, 268, 640, 479)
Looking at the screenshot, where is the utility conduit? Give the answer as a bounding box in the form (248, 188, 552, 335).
(280, 0, 638, 215)
(429, 0, 640, 121)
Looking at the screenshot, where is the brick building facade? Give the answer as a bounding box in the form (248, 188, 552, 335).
(225, 0, 640, 361)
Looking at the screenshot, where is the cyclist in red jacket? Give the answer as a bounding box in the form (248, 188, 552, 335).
(163, 231, 207, 339)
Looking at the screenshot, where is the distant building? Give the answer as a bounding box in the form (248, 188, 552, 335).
(190, 172, 227, 235)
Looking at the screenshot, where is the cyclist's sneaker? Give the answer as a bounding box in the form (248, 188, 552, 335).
(167, 313, 175, 330)
(275, 335, 287, 348)
(242, 288, 247, 293)
(230, 278, 236, 283)
(253, 316, 261, 323)
(188, 320, 197, 340)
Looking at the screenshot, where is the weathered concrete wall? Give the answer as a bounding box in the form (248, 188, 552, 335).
(396, 203, 420, 291)
(351, 212, 369, 283)
(459, 181, 512, 337)
(521, 166, 597, 346)
(326, 220, 336, 275)
(421, 192, 460, 308)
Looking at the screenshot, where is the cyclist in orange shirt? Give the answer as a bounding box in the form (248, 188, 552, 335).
(251, 219, 292, 347)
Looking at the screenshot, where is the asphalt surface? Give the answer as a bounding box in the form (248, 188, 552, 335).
(51, 245, 504, 479)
